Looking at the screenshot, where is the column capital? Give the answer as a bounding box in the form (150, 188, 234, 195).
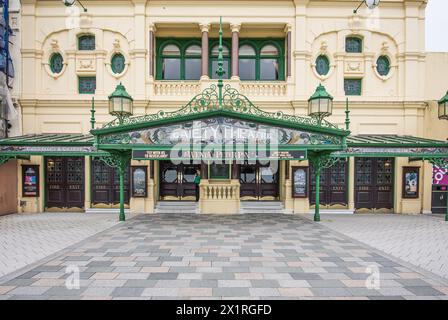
(284, 24, 292, 33)
(199, 23, 211, 33)
(230, 23, 241, 33)
(149, 23, 157, 32)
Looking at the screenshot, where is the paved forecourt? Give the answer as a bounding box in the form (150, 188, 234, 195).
(0, 212, 118, 278)
(0, 213, 447, 300)
(317, 214, 448, 280)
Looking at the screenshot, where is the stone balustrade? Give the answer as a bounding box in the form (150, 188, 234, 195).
(240, 82, 288, 97)
(199, 180, 240, 214)
(153, 81, 201, 97)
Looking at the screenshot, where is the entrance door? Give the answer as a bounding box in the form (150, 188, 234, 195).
(432, 185, 447, 214)
(239, 161, 279, 200)
(310, 160, 348, 208)
(91, 159, 130, 208)
(355, 157, 394, 212)
(45, 157, 85, 211)
(159, 161, 200, 200)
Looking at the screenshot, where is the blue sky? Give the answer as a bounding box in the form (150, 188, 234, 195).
(426, 0, 448, 52)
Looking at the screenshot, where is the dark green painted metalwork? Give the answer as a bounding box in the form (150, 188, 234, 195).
(90, 97, 96, 130)
(209, 38, 231, 79)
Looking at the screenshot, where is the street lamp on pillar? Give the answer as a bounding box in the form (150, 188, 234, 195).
(353, 0, 380, 14)
(62, 0, 88, 12)
(308, 84, 334, 126)
(108, 83, 134, 125)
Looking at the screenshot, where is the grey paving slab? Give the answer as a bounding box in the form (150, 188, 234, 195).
(1, 213, 447, 300)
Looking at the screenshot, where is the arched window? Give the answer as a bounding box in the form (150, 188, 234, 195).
(376, 55, 391, 76)
(50, 53, 64, 74)
(259, 44, 279, 80)
(345, 37, 362, 53)
(315, 55, 330, 76)
(161, 44, 181, 80)
(238, 44, 256, 80)
(210, 44, 230, 79)
(111, 53, 125, 74)
(78, 35, 95, 50)
(184, 44, 202, 80)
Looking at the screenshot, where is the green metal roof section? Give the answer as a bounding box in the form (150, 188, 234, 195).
(347, 135, 448, 148)
(0, 134, 94, 146)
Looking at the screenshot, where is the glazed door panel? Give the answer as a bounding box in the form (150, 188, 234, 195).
(431, 185, 447, 214)
(45, 157, 85, 210)
(91, 159, 130, 206)
(355, 158, 394, 211)
(310, 160, 348, 207)
(239, 162, 279, 200)
(159, 161, 200, 200)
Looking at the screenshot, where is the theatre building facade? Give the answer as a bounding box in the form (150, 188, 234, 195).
(1, 0, 448, 216)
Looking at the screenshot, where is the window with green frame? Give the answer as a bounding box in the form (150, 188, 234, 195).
(238, 39, 285, 81)
(209, 163, 231, 180)
(78, 35, 95, 51)
(344, 78, 362, 96)
(345, 37, 363, 53)
(111, 53, 125, 74)
(78, 76, 96, 94)
(209, 39, 231, 79)
(156, 38, 202, 80)
(315, 55, 330, 76)
(376, 55, 391, 76)
(50, 53, 64, 74)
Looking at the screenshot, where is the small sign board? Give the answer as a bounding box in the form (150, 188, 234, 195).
(132, 149, 307, 161)
(22, 165, 40, 197)
(291, 166, 308, 198)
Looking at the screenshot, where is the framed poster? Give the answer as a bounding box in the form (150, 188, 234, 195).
(292, 166, 308, 198)
(22, 165, 39, 197)
(402, 167, 420, 199)
(131, 166, 147, 197)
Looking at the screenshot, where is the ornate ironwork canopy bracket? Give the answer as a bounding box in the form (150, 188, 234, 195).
(308, 151, 342, 222)
(425, 157, 448, 170)
(96, 151, 132, 222)
(0, 155, 13, 166)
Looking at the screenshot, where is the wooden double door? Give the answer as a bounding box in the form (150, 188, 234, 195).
(159, 161, 200, 200)
(310, 160, 348, 208)
(355, 157, 394, 212)
(239, 161, 279, 200)
(45, 157, 85, 211)
(91, 159, 130, 207)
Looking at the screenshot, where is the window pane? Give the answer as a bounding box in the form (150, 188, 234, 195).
(239, 59, 256, 80)
(185, 45, 201, 56)
(344, 79, 362, 96)
(376, 56, 390, 76)
(162, 44, 180, 56)
(211, 60, 230, 79)
(316, 55, 330, 76)
(260, 58, 278, 80)
(260, 45, 278, 56)
(239, 45, 256, 56)
(162, 58, 181, 80)
(185, 58, 201, 80)
(50, 53, 64, 74)
(211, 45, 229, 57)
(345, 37, 362, 53)
(78, 35, 95, 50)
(79, 77, 96, 94)
(111, 53, 125, 74)
(210, 164, 230, 179)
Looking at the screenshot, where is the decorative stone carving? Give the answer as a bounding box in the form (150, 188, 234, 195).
(344, 60, 364, 74)
(76, 57, 96, 73)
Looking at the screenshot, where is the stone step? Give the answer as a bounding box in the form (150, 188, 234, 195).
(155, 201, 199, 214)
(240, 201, 285, 214)
(308, 209, 354, 215)
(85, 208, 130, 214)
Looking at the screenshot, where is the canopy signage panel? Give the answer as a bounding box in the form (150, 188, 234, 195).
(0, 145, 98, 154)
(132, 149, 307, 161)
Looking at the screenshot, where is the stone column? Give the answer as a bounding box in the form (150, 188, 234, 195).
(149, 24, 156, 78)
(285, 24, 292, 78)
(230, 23, 241, 80)
(200, 23, 210, 80)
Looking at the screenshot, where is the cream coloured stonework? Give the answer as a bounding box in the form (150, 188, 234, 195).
(12, 0, 448, 214)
